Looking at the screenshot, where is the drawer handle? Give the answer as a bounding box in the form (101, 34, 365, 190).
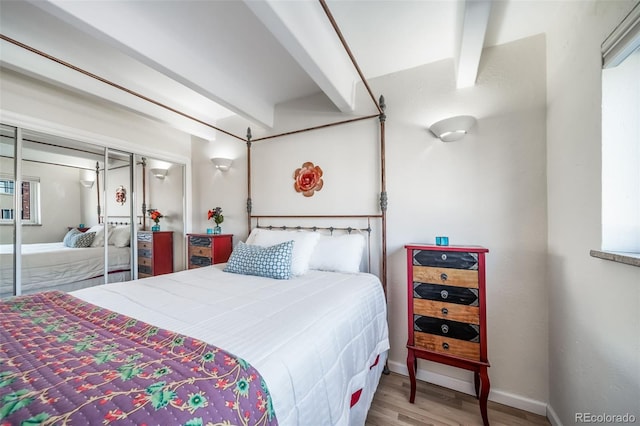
(442, 342, 450, 350)
(441, 254, 447, 261)
(441, 324, 449, 334)
(440, 273, 448, 281)
(440, 290, 449, 299)
(441, 307, 448, 315)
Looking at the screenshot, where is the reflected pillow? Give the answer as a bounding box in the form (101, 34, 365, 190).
(245, 229, 320, 275)
(224, 240, 294, 280)
(63, 228, 80, 246)
(87, 224, 105, 247)
(109, 225, 131, 247)
(309, 233, 365, 273)
(87, 224, 114, 247)
(64, 231, 96, 248)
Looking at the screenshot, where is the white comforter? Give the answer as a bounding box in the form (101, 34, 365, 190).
(0, 242, 130, 290)
(72, 265, 389, 426)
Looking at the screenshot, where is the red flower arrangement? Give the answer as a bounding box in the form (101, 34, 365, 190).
(207, 207, 224, 225)
(148, 209, 163, 224)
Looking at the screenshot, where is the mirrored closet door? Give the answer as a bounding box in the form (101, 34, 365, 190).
(0, 123, 186, 298)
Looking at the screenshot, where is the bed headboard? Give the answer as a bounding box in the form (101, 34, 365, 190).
(100, 215, 144, 227)
(250, 214, 383, 280)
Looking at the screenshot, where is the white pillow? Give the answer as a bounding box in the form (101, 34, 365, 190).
(246, 228, 320, 276)
(86, 224, 105, 247)
(109, 225, 131, 248)
(309, 233, 366, 273)
(87, 224, 114, 247)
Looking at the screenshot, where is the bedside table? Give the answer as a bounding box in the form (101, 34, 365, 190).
(137, 231, 174, 278)
(187, 233, 233, 268)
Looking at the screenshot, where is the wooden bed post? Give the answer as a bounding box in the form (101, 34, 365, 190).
(141, 157, 147, 230)
(95, 161, 101, 224)
(246, 127, 252, 235)
(379, 95, 388, 298)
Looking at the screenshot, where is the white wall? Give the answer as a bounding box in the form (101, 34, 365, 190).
(197, 34, 549, 413)
(546, 1, 640, 424)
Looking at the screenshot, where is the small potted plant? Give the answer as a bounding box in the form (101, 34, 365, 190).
(207, 207, 224, 234)
(148, 209, 163, 231)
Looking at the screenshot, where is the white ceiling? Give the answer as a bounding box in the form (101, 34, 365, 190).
(0, 0, 560, 141)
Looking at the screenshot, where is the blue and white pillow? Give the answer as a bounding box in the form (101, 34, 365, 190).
(224, 240, 294, 280)
(63, 229, 80, 246)
(64, 231, 96, 248)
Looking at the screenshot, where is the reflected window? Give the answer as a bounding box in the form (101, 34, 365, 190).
(0, 176, 41, 225)
(0, 180, 14, 194)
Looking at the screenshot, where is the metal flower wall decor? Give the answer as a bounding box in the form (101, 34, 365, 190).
(115, 185, 126, 205)
(294, 161, 323, 197)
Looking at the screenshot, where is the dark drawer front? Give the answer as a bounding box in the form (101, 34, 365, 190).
(138, 248, 152, 259)
(190, 255, 212, 267)
(413, 250, 478, 270)
(189, 236, 212, 248)
(414, 315, 480, 342)
(139, 264, 152, 275)
(414, 282, 479, 306)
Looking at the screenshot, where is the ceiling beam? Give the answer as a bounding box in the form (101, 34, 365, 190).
(31, 0, 276, 128)
(455, 0, 492, 88)
(244, 0, 358, 113)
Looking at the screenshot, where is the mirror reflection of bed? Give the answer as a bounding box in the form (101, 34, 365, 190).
(0, 125, 186, 298)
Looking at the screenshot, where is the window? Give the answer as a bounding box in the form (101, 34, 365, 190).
(600, 3, 640, 256)
(0, 180, 14, 194)
(0, 176, 41, 225)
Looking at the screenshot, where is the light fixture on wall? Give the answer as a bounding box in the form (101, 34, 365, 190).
(211, 157, 233, 172)
(79, 179, 95, 188)
(150, 168, 168, 179)
(429, 115, 477, 142)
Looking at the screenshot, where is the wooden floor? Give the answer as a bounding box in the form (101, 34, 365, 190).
(365, 373, 550, 426)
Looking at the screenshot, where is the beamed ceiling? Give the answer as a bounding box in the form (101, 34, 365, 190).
(0, 0, 562, 141)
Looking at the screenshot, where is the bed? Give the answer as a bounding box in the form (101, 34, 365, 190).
(0, 224, 132, 299)
(1, 227, 390, 425)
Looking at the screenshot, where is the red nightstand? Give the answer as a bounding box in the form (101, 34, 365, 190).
(186, 234, 233, 268)
(137, 231, 173, 278)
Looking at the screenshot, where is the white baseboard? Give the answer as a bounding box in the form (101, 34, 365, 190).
(546, 404, 563, 426)
(387, 360, 548, 417)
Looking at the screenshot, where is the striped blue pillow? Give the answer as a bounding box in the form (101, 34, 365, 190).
(224, 240, 294, 280)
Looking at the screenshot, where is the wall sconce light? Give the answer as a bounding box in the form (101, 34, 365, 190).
(429, 115, 477, 142)
(80, 179, 95, 188)
(211, 157, 233, 172)
(150, 168, 168, 179)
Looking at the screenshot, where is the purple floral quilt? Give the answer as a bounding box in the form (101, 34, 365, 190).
(0, 291, 277, 425)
